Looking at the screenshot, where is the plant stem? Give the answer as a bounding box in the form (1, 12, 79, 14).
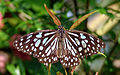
(73, 0, 78, 18)
(84, 0, 90, 32)
(63, 67, 68, 75)
(48, 64, 51, 75)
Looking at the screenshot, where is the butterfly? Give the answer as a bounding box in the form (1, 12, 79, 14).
(13, 4, 105, 68)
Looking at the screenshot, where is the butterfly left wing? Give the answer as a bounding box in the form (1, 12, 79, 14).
(13, 30, 59, 66)
(65, 30, 105, 58)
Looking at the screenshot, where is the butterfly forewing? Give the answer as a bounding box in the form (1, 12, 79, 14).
(13, 30, 59, 66)
(66, 30, 105, 58)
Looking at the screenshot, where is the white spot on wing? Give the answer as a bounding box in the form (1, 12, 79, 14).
(87, 48, 89, 51)
(27, 35, 32, 39)
(44, 32, 55, 36)
(80, 53, 82, 55)
(78, 47, 82, 51)
(35, 40, 41, 47)
(81, 40, 86, 48)
(42, 37, 48, 44)
(97, 44, 100, 47)
(68, 35, 77, 46)
(72, 46, 77, 53)
(84, 40, 88, 43)
(97, 39, 100, 43)
(89, 36, 94, 41)
(67, 32, 78, 37)
(39, 46, 43, 50)
(15, 44, 18, 46)
(47, 49, 51, 56)
(92, 47, 95, 50)
(33, 38, 38, 42)
(45, 46, 50, 53)
(91, 41, 95, 45)
(51, 39, 57, 50)
(71, 59, 73, 62)
(25, 45, 28, 48)
(26, 39, 30, 43)
(80, 33, 86, 39)
(71, 49, 75, 56)
(20, 38, 23, 41)
(34, 48, 37, 52)
(20, 42, 22, 46)
(32, 46, 34, 50)
(36, 32, 42, 38)
(45, 35, 55, 46)
(75, 38, 80, 45)
(65, 38, 71, 50)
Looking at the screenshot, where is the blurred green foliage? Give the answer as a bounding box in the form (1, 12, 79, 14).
(0, 0, 120, 75)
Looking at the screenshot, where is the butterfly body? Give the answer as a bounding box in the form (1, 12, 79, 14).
(57, 25, 66, 58)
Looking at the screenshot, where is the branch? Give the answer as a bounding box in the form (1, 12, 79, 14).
(73, 0, 78, 18)
(84, 0, 90, 32)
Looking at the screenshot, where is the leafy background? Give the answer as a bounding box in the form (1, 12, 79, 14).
(0, 0, 120, 75)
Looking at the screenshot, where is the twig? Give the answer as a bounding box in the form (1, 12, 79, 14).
(73, 0, 78, 18)
(84, 0, 90, 32)
(63, 67, 68, 75)
(48, 64, 51, 75)
(71, 67, 76, 75)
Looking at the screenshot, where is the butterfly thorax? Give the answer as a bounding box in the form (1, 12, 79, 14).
(58, 25, 64, 38)
(57, 25, 66, 58)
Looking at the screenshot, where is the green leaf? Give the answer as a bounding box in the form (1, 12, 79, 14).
(18, 59, 26, 75)
(24, 59, 48, 75)
(0, 30, 9, 48)
(26, 0, 50, 15)
(0, 0, 6, 15)
(51, 62, 65, 75)
(0, 30, 9, 41)
(7, 64, 21, 75)
(118, 33, 120, 44)
(53, 1, 64, 10)
(97, 8, 107, 14)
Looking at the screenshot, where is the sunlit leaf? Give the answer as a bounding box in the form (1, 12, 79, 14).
(53, 1, 64, 10)
(97, 52, 107, 58)
(7, 64, 21, 75)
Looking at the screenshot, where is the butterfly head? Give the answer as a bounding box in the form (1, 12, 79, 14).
(58, 25, 64, 30)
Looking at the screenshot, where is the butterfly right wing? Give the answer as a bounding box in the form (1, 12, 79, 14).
(13, 30, 59, 66)
(60, 30, 105, 67)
